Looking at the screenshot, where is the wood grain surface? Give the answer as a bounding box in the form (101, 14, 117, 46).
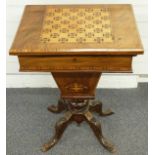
(9, 4, 144, 56)
(8, 5, 144, 152)
(52, 72, 101, 99)
(19, 55, 132, 72)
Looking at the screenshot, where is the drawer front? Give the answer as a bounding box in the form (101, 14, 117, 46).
(18, 56, 132, 72)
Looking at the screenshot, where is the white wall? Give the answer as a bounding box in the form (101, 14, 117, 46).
(6, 0, 148, 88)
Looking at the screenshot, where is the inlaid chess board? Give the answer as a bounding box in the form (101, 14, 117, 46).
(10, 5, 143, 55)
(9, 5, 144, 154)
(40, 7, 114, 44)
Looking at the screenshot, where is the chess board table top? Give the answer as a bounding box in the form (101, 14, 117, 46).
(10, 4, 143, 56)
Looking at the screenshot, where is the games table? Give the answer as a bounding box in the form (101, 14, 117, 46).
(9, 4, 143, 153)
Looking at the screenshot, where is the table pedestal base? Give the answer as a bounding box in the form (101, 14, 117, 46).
(41, 99, 116, 153)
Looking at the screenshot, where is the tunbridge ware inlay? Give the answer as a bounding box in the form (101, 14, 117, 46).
(41, 7, 114, 44)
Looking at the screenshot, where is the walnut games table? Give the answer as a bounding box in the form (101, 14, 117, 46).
(9, 4, 143, 153)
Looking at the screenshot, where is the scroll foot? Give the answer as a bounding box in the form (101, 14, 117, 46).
(41, 112, 72, 152)
(89, 100, 114, 116)
(48, 99, 66, 113)
(85, 112, 116, 153)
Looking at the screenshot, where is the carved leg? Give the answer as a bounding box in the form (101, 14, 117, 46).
(89, 100, 114, 116)
(41, 112, 72, 152)
(85, 111, 116, 153)
(48, 99, 66, 113)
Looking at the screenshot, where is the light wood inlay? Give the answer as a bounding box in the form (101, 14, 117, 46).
(9, 5, 144, 55)
(9, 5, 144, 153)
(41, 7, 113, 44)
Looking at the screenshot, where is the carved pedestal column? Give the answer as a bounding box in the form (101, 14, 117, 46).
(41, 72, 116, 153)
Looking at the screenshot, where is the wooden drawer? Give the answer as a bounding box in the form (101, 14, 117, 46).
(18, 55, 132, 72)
